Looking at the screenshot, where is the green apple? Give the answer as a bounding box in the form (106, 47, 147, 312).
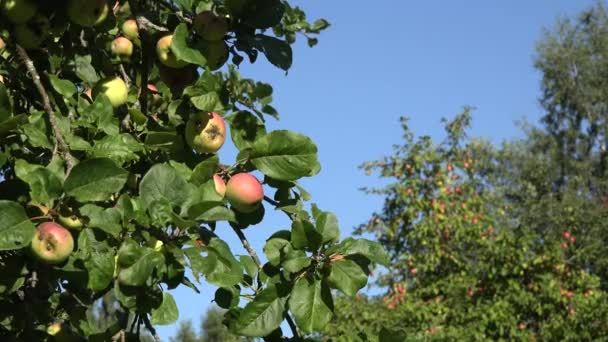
(185, 112, 226, 154)
(67, 0, 109, 27)
(121, 19, 139, 40)
(14, 14, 50, 49)
(156, 35, 188, 68)
(226, 173, 264, 213)
(193, 11, 229, 41)
(57, 208, 83, 231)
(93, 77, 129, 108)
(111, 36, 133, 61)
(200, 40, 229, 70)
(31, 222, 74, 265)
(1, 0, 36, 24)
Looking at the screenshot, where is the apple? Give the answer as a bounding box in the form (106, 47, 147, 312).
(226, 173, 264, 213)
(57, 208, 83, 231)
(121, 19, 139, 40)
(156, 35, 188, 68)
(193, 11, 229, 41)
(0, 37, 5, 51)
(14, 15, 50, 49)
(67, 0, 109, 27)
(200, 40, 229, 70)
(225, 0, 248, 16)
(111, 36, 134, 60)
(31, 222, 74, 264)
(214, 174, 226, 197)
(0, 75, 4, 83)
(93, 77, 128, 107)
(185, 112, 226, 154)
(146, 83, 162, 104)
(1, 0, 36, 24)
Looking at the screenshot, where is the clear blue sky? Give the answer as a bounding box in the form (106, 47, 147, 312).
(158, 0, 596, 338)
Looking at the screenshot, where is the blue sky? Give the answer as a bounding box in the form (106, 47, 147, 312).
(157, 0, 596, 338)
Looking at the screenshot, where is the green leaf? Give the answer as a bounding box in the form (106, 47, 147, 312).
(14, 159, 62, 207)
(315, 211, 340, 245)
(171, 24, 207, 66)
(190, 155, 219, 186)
(78, 229, 115, 291)
(117, 247, 165, 287)
(234, 285, 287, 337)
(48, 74, 77, 98)
(80, 94, 119, 135)
(64, 158, 128, 202)
(326, 259, 368, 296)
(244, 0, 284, 29)
(151, 292, 179, 325)
(74, 55, 99, 83)
(334, 238, 390, 267)
(205, 238, 243, 287)
(289, 278, 333, 334)
(255, 34, 293, 71)
(250, 130, 320, 181)
(80, 204, 122, 237)
(140, 164, 191, 207)
(190, 91, 224, 112)
(0, 201, 36, 251)
(291, 219, 321, 251)
(0, 82, 12, 121)
(228, 111, 267, 150)
(281, 247, 311, 273)
(263, 238, 290, 266)
(89, 134, 144, 165)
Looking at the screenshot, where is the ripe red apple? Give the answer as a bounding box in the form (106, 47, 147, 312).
(1, 0, 36, 23)
(93, 77, 129, 107)
(563, 231, 570, 239)
(67, 0, 109, 27)
(561, 242, 568, 249)
(14, 14, 50, 49)
(111, 36, 133, 60)
(156, 35, 188, 68)
(185, 112, 226, 154)
(226, 173, 264, 213)
(0, 37, 5, 51)
(193, 11, 229, 41)
(121, 19, 139, 40)
(31, 222, 74, 264)
(214, 174, 226, 197)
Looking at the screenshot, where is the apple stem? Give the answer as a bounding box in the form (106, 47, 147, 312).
(15, 44, 77, 179)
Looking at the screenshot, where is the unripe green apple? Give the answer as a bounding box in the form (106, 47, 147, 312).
(57, 210, 83, 231)
(156, 35, 188, 68)
(1, 0, 37, 24)
(214, 174, 226, 197)
(67, 0, 109, 27)
(93, 77, 128, 107)
(200, 40, 229, 71)
(193, 11, 229, 41)
(226, 173, 264, 213)
(185, 112, 226, 154)
(31, 222, 74, 265)
(121, 19, 139, 40)
(14, 15, 50, 49)
(111, 36, 134, 60)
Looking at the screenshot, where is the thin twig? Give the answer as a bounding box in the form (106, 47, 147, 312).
(15, 44, 77, 178)
(29, 270, 38, 288)
(135, 16, 169, 32)
(142, 314, 161, 342)
(264, 196, 295, 220)
(119, 64, 131, 88)
(231, 225, 263, 268)
(286, 314, 301, 339)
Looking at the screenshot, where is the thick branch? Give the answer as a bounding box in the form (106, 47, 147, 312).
(135, 15, 169, 32)
(286, 314, 301, 339)
(15, 45, 76, 178)
(142, 315, 161, 342)
(231, 225, 263, 268)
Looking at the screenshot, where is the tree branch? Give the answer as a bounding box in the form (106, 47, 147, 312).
(15, 44, 77, 178)
(135, 15, 169, 32)
(231, 225, 263, 268)
(286, 314, 300, 339)
(142, 314, 161, 342)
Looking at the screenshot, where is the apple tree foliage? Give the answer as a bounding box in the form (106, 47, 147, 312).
(0, 0, 387, 340)
(324, 112, 608, 341)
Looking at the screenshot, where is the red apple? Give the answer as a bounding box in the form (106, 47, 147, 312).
(185, 112, 226, 154)
(111, 36, 133, 60)
(226, 173, 264, 213)
(30, 222, 74, 264)
(214, 174, 226, 197)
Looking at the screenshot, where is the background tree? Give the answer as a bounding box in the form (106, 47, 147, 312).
(169, 306, 247, 342)
(0, 0, 385, 341)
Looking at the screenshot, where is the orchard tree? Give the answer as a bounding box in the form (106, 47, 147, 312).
(324, 112, 608, 341)
(0, 0, 387, 341)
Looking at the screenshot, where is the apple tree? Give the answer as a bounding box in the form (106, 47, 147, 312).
(324, 112, 608, 341)
(0, 0, 387, 340)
